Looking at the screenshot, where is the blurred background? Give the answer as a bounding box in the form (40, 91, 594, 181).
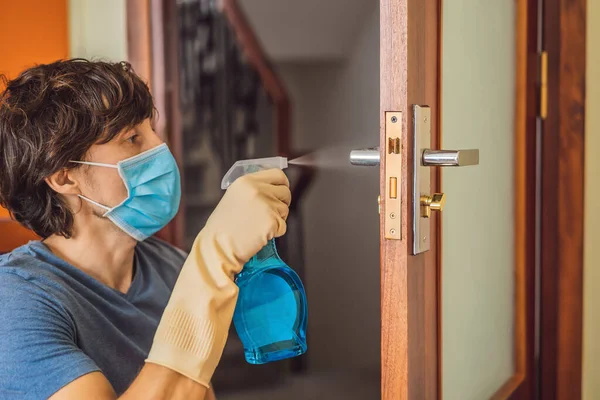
(1, 1, 600, 399)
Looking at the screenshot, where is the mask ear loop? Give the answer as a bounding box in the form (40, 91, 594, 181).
(77, 194, 111, 214)
(69, 160, 118, 216)
(70, 160, 119, 169)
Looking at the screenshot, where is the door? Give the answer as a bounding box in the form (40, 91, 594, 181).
(379, 0, 538, 398)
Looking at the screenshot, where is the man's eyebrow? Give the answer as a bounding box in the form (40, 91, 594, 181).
(118, 127, 137, 138)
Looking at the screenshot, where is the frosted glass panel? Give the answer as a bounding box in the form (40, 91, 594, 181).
(441, 1, 515, 399)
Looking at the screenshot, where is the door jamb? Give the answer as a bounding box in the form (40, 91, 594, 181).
(539, 0, 586, 399)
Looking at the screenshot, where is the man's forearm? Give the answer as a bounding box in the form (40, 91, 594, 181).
(121, 363, 210, 400)
(50, 363, 215, 400)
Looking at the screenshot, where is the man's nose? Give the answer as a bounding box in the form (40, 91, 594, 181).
(146, 131, 165, 150)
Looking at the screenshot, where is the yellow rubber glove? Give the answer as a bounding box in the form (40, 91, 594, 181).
(146, 169, 291, 387)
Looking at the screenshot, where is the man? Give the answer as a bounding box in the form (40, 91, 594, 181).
(0, 59, 290, 399)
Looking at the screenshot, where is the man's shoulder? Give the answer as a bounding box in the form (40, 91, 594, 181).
(0, 243, 70, 317)
(0, 242, 89, 315)
(0, 246, 98, 400)
(0, 241, 58, 284)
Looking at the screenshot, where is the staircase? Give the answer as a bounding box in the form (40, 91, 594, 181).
(176, 0, 307, 392)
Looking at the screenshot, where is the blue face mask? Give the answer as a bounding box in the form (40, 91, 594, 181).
(71, 143, 181, 241)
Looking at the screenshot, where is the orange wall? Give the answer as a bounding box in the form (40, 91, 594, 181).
(0, 0, 69, 78)
(0, 0, 68, 245)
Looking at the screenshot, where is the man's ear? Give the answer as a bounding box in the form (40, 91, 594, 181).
(45, 168, 81, 196)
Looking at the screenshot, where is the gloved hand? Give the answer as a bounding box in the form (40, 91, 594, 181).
(146, 169, 291, 387)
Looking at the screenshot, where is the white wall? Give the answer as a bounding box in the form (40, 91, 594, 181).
(69, 0, 128, 61)
(276, 4, 380, 372)
(583, 0, 600, 397)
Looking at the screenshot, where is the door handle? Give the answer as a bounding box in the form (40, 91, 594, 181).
(418, 149, 478, 220)
(349, 147, 380, 166)
(422, 149, 479, 167)
(413, 105, 479, 254)
(348, 109, 480, 250)
(349, 147, 382, 223)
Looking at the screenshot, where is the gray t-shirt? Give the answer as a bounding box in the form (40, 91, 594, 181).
(0, 237, 186, 399)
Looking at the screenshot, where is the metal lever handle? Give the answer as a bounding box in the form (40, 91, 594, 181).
(422, 149, 479, 167)
(349, 147, 380, 166)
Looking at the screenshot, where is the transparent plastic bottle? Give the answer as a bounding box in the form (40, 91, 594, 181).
(221, 157, 308, 364)
(233, 238, 307, 364)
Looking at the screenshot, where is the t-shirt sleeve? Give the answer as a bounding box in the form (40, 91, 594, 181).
(0, 272, 101, 399)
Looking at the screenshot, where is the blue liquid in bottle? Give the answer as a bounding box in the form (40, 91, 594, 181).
(233, 238, 308, 364)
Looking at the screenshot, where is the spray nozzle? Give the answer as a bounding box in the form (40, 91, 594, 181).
(221, 156, 288, 190)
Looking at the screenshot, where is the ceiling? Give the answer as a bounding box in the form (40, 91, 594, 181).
(238, 0, 376, 62)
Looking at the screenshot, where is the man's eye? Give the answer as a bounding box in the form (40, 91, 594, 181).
(126, 134, 139, 143)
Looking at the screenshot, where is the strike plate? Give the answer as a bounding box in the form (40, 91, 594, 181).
(384, 112, 402, 240)
(412, 105, 431, 254)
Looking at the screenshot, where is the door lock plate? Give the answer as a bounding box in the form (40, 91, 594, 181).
(411, 105, 480, 253)
(384, 112, 402, 240)
(413, 105, 431, 254)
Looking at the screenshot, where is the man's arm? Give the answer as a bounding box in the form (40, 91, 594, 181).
(50, 364, 216, 400)
(52, 171, 289, 399)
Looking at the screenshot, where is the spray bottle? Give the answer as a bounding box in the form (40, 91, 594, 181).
(221, 157, 308, 364)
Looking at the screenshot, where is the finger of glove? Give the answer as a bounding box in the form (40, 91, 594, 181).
(270, 212, 288, 238)
(265, 184, 292, 206)
(249, 169, 289, 187)
(270, 199, 290, 221)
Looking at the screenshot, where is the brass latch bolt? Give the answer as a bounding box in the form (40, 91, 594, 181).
(388, 137, 400, 154)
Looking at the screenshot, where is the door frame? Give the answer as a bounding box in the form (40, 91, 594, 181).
(380, 0, 541, 398)
(539, 0, 586, 399)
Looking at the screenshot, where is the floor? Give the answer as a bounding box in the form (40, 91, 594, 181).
(218, 369, 380, 400)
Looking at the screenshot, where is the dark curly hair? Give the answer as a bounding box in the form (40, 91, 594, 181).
(0, 59, 155, 238)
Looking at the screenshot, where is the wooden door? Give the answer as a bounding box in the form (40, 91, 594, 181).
(380, 0, 538, 398)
